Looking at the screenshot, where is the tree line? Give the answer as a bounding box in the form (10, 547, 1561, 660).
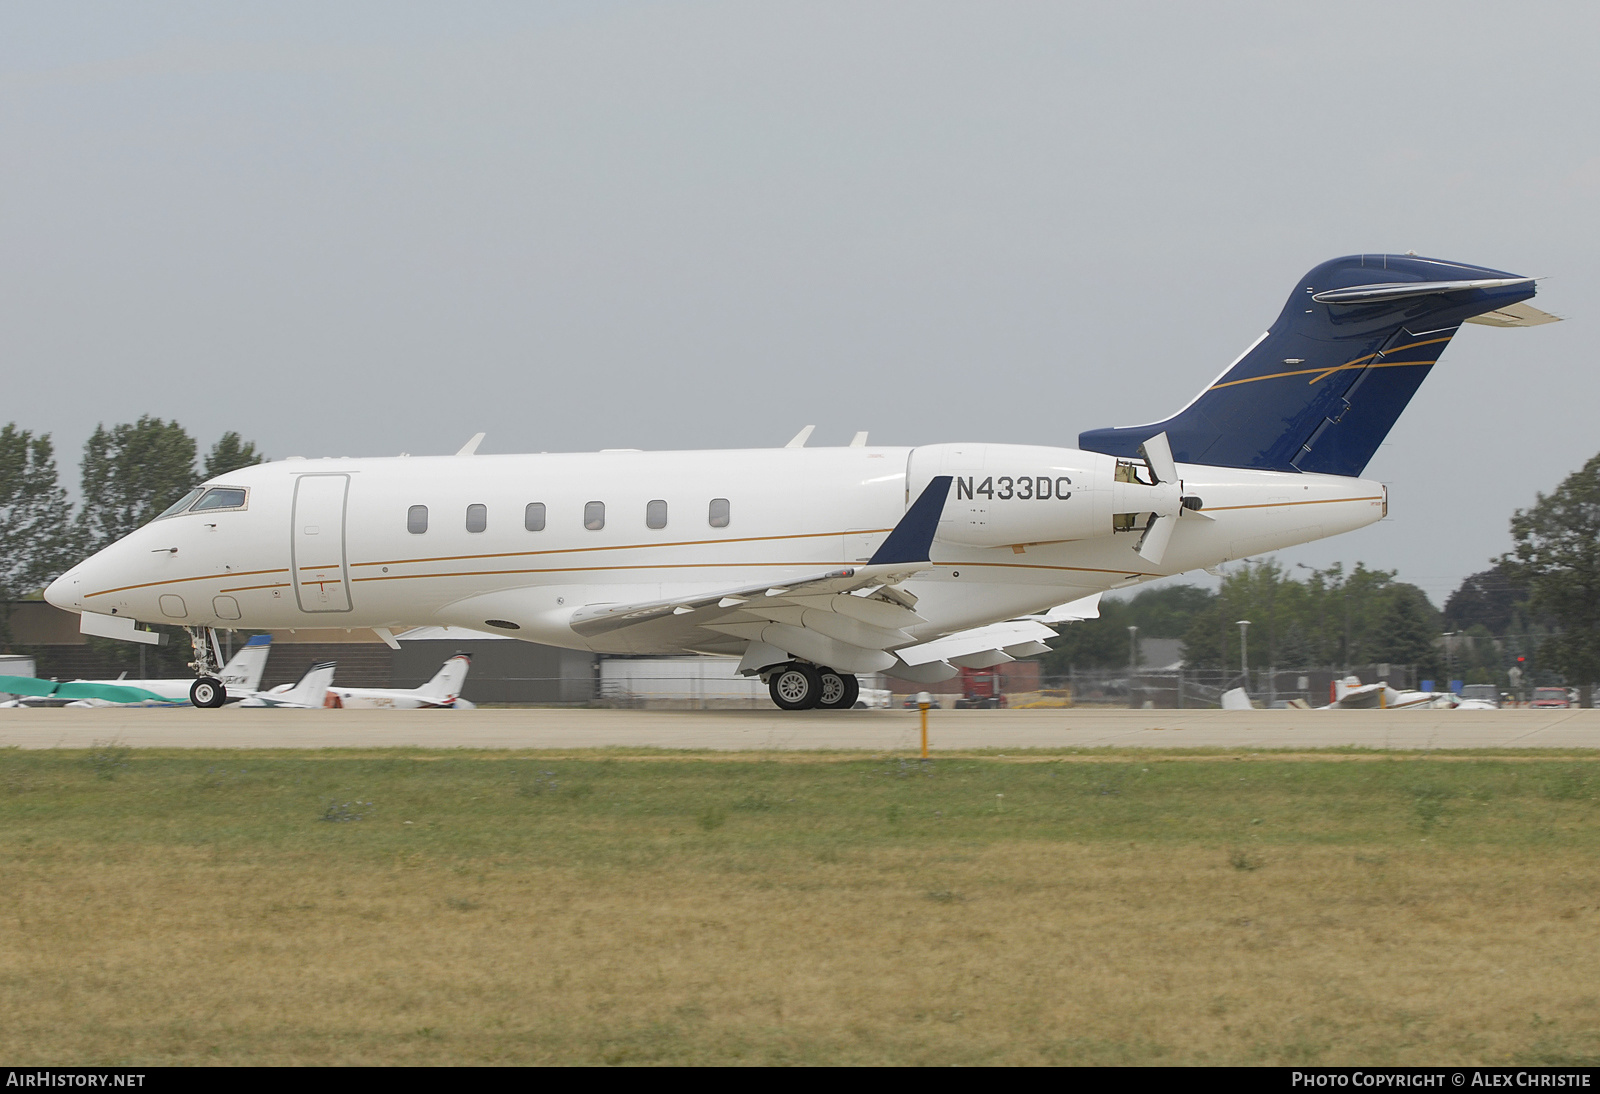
(1041, 451, 1600, 699)
(0, 417, 263, 613)
(1039, 562, 1451, 679)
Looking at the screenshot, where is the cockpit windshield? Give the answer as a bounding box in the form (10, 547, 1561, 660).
(155, 486, 249, 520)
(192, 487, 248, 512)
(156, 488, 204, 519)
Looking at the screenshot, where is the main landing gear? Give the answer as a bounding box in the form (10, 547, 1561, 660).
(767, 663, 859, 711)
(186, 626, 228, 709)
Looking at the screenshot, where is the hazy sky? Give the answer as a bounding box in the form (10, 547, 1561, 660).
(3, 2, 1596, 605)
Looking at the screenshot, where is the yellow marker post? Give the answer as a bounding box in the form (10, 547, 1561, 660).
(916, 690, 933, 758)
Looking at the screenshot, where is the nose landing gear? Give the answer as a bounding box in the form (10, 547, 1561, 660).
(185, 626, 228, 709)
(190, 677, 225, 708)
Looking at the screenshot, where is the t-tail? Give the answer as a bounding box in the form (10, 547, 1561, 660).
(1078, 254, 1558, 476)
(282, 662, 336, 707)
(218, 634, 272, 694)
(420, 654, 471, 706)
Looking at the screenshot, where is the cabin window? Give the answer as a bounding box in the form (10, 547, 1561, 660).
(646, 499, 668, 529)
(191, 487, 247, 512)
(157, 488, 205, 519)
(466, 503, 487, 533)
(525, 502, 546, 532)
(708, 498, 730, 528)
(584, 501, 605, 531)
(407, 505, 429, 534)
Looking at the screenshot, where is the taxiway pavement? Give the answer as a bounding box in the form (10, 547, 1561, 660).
(1, 707, 1597, 751)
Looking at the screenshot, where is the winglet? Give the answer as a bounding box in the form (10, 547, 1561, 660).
(868, 476, 952, 566)
(456, 433, 486, 456)
(785, 425, 815, 449)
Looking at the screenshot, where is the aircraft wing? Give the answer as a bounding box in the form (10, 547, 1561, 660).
(55, 681, 172, 704)
(0, 675, 62, 698)
(565, 478, 952, 672)
(0, 675, 170, 704)
(569, 562, 930, 639)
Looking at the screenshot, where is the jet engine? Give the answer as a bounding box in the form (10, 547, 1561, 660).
(908, 439, 1200, 564)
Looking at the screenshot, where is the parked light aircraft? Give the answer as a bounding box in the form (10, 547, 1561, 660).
(43, 254, 1559, 710)
(325, 654, 474, 709)
(0, 635, 273, 707)
(70, 634, 271, 706)
(237, 662, 338, 708)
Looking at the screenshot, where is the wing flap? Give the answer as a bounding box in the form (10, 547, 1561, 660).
(896, 620, 1060, 667)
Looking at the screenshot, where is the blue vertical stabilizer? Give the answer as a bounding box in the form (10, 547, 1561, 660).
(1078, 255, 1538, 476)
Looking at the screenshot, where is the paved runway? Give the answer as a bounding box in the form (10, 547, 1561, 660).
(1, 706, 1598, 751)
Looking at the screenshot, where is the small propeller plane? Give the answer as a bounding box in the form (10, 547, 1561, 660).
(43, 254, 1559, 710)
(324, 653, 474, 709)
(236, 662, 339, 708)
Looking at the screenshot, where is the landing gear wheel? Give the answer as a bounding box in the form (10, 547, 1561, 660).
(190, 677, 226, 708)
(817, 670, 859, 710)
(769, 663, 824, 711)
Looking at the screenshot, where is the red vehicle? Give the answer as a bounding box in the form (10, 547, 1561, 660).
(1531, 687, 1572, 708)
(953, 667, 1007, 709)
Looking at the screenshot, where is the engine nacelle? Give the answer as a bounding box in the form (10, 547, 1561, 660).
(909, 443, 1127, 549)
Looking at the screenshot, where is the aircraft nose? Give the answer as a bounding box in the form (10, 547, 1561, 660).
(45, 569, 83, 612)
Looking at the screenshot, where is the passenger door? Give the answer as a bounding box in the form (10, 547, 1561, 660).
(291, 474, 352, 613)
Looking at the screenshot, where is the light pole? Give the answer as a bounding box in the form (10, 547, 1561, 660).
(1443, 631, 1457, 693)
(1236, 619, 1251, 693)
(1127, 625, 1139, 708)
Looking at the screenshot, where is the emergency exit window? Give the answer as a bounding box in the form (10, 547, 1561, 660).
(466, 504, 487, 533)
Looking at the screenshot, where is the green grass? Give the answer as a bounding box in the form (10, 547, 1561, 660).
(6, 747, 1599, 857)
(2, 747, 1599, 1065)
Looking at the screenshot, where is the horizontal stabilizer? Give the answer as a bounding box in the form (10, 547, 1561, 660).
(1464, 301, 1563, 327)
(1310, 276, 1534, 304)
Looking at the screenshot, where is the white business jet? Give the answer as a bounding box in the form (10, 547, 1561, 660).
(44, 254, 1558, 711)
(325, 654, 474, 709)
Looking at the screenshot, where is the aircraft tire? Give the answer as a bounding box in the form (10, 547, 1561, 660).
(817, 670, 859, 710)
(769, 663, 823, 711)
(190, 677, 227, 708)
